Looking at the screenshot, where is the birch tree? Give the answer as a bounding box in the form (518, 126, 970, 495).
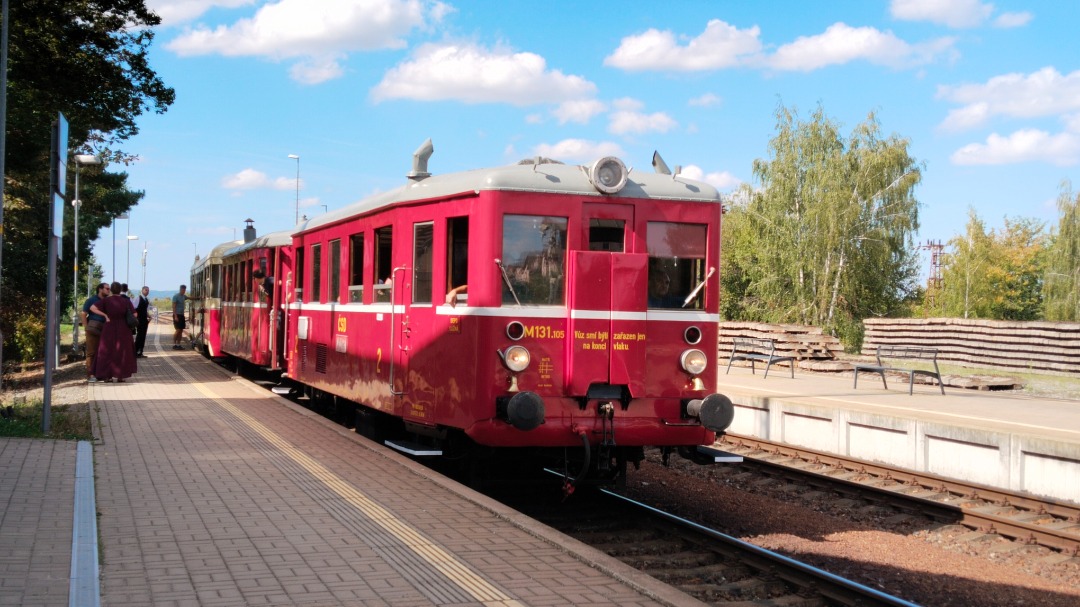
(722, 103, 922, 348)
(1043, 184, 1080, 321)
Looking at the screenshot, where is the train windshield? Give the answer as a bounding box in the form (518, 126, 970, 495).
(647, 222, 707, 310)
(501, 215, 567, 305)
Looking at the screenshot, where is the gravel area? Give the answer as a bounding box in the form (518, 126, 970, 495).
(623, 453, 1080, 607)
(1, 359, 89, 408)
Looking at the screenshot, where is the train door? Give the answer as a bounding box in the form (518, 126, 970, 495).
(567, 204, 646, 396)
(398, 221, 435, 425)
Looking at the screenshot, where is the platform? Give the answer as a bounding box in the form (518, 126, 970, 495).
(2, 324, 704, 607)
(717, 365, 1080, 504)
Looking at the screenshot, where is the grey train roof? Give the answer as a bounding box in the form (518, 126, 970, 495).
(222, 230, 294, 258)
(297, 154, 721, 235)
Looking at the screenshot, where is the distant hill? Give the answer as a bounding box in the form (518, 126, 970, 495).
(148, 290, 177, 300)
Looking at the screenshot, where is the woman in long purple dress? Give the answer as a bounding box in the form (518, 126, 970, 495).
(90, 282, 137, 382)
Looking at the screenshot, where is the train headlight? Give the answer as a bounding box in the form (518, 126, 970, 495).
(502, 345, 531, 372)
(680, 349, 708, 376)
(588, 156, 628, 194)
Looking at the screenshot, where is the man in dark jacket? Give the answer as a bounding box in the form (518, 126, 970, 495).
(134, 285, 152, 357)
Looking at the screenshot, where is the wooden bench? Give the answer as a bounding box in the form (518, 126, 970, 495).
(725, 337, 794, 379)
(853, 346, 945, 395)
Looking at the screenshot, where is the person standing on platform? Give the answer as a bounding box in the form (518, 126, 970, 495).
(89, 282, 137, 383)
(80, 282, 109, 383)
(134, 286, 151, 358)
(171, 284, 198, 350)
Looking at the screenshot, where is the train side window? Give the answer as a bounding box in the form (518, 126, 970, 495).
(311, 243, 323, 303)
(412, 222, 433, 304)
(210, 265, 220, 299)
(328, 239, 341, 304)
(373, 226, 393, 303)
(501, 215, 567, 305)
(589, 218, 624, 252)
(295, 247, 305, 302)
(245, 259, 252, 302)
(646, 222, 707, 310)
(348, 233, 364, 303)
(447, 217, 468, 305)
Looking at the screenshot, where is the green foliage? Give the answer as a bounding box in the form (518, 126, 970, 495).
(939, 209, 1046, 320)
(12, 306, 47, 362)
(1043, 184, 1080, 321)
(1, 0, 173, 362)
(720, 102, 922, 350)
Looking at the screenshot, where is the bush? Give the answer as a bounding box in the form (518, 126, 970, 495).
(13, 313, 46, 362)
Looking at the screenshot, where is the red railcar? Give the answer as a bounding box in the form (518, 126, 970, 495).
(250, 144, 734, 483)
(219, 226, 293, 369)
(190, 239, 241, 357)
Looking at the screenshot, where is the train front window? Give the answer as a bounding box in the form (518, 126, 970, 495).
(501, 215, 567, 306)
(646, 222, 707, 310)
(589, 218, 624, 252)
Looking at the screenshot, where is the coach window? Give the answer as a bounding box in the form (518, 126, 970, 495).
(446, 217, 468, 305)
(373, 226, 393, 303)
(348, 233, 364, 303)
(295, 247, 305, 302)
(311, 243, 323, 303)
(589, 218, 624, 252)
(245, 259, 253, 302)
(328, 239, 341, 303)
(646, 222, 707, 310)
(501, 215, 567, 305)
(210, 264, 220, 299)
(412, 222, 433, 304)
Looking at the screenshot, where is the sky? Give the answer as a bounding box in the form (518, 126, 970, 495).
(91, 0, 1080, 292)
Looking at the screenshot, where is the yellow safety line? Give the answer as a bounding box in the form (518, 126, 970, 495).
(174, 361, 523, 607)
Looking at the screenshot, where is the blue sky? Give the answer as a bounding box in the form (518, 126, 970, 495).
(95, 0, 1080, 292)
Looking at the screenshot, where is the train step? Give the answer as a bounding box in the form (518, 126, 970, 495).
(697, 446, 744, 463)
(384, 439, 443, 457)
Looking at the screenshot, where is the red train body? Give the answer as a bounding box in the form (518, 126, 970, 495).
(196, 146, 733, 483)
(190, 240, 241, 357)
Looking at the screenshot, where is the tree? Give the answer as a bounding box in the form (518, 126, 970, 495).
(2, 0, 174, 361)
(1043, 184, 1080, 321)
(721, 103, 922, 350)
(939, 209, 1046, 320)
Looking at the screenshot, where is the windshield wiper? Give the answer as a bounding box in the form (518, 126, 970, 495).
(495, 258, 522, 306)
(682, 267, 716, 308)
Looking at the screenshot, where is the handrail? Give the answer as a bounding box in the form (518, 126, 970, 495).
(388, 265, 408, 396)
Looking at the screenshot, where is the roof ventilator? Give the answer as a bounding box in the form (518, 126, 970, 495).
(407, 138, 433, 181)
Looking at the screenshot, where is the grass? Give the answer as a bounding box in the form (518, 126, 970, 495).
(0, 399, 94, 440)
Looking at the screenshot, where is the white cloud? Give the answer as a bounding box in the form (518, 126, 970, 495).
(993, 12, 1033, 28)
(604, 19, 763, 71)
(146, 0, 255, 25)
(222, 168, 298, 190)
(609, 109, 677, 136)
(951, 129, 1080, 166)
(166, 0, 440, 84)
(680, 165, 742, 191)
(552, 99, 607, 124)
(767, 23, 955, 71)
(937, 67, 1080, 131)
(372, 43, 597, 105)
(890, 0, 993, 28)
(525, 113, 544, 125)
(688, 93, 721, 108)
(532, 139, 626, 163)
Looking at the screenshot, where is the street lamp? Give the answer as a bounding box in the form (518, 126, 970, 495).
(126, 234, 138, 285)
(288, 154, 300, 223)
(112, 212, 129, 282)
(72, 154, 101, 352)
(141, 243, 148, 289)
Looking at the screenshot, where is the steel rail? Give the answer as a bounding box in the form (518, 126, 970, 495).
(598, 487, 923, 607)
(721, 434, 1080, 555)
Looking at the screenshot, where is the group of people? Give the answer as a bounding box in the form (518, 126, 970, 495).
(80, 282, 151, 383)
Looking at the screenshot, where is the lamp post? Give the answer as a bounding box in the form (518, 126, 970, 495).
(193, 242, 198, 261)
(288, 154, 300, 223)
(126, 234, 138, 285)
(141, 243, 148, 288)
(112, 212, 128, 280)
(71, 154, 101, 353)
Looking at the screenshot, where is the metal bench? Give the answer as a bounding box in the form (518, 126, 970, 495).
(725, 337, 794, 379)
(853, 345, 945, 395)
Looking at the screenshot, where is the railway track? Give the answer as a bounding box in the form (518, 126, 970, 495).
(718, 434, 1080, 556)
(488, 477, 919, 607)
